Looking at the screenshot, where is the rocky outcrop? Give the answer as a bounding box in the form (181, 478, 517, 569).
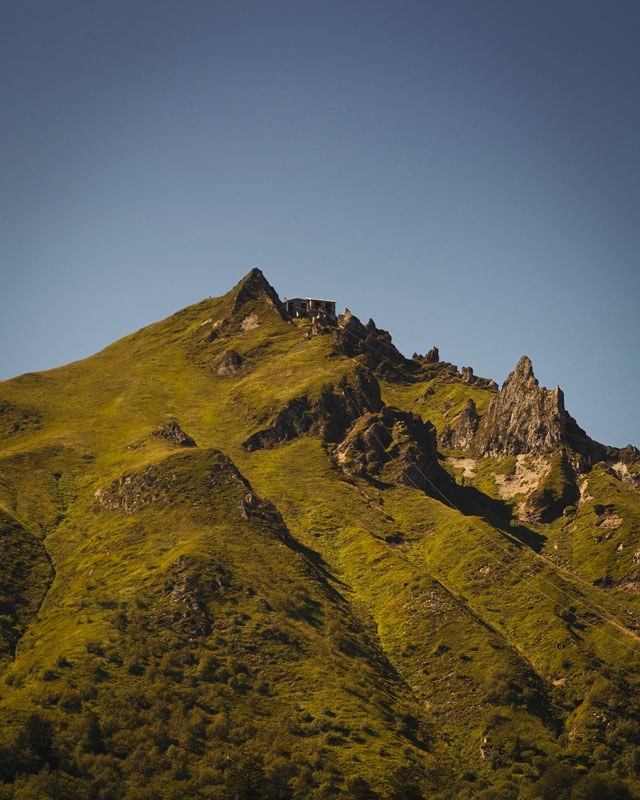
(163, 555, 216, 638)
(333, 408, 442, 492)
(195, 269, 287, 347)
(151, 421, 196, 448)
(616, 444, 640, 465)
(425, 347, 439, 364)
(524, 449, 579, 523)
(96, 450, 248, 514)
(227, 268, 287, 320)
(438, 399, 479, 450)
(334, 311, 410, 375)
(213, 349, 245, 376)
(460, 367, 498, 390)
(473, 356, 605, 464)
(96, 464, 176, 513)
(243, 368, 383, 451)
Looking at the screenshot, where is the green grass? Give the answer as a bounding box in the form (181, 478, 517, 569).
(1, 273, 640, 799)
(380, 374, 494, 436)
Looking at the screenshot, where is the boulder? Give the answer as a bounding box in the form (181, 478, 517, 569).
(152, 421, 196, 448)
(213, 349, 245, 376)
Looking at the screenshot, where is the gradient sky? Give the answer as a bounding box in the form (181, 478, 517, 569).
(2, 1, 639, 447)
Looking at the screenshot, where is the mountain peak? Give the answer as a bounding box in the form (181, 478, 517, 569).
(232, 267, 278, 297)
(506, 354, 536, 387)
(474, 355, 602, 462)
(237, 266, 269, 288)
(227, 267, 285, 318)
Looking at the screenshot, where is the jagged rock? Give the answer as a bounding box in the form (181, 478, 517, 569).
(334, 310, 409, 374)
(438, 399, 479, 450)
(473, 356, 605, 464)
(617, 444, 640, 465)
(425, 347, 439, 363)
(333, 407, 442, 493)
(196, 269, 287, 346)
(243, 368, 383, 451)
(420, 362, 461, 382)
(228, 268, 286, 319)
(213, 349, 245, 376)
(152, 421, 196, 448)
(308, 312, 337, 338)
(456, 366, 496, 389)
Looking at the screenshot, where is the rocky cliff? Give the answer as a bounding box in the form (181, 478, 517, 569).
(472, 355, 605, 464)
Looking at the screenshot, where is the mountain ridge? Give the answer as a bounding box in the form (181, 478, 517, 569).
(1, 269, 639, 800)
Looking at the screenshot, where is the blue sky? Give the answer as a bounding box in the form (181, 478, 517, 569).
(2, 1, 639, 447)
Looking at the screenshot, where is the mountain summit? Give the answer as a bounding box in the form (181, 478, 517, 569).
(473, 355, 605, 463)
(1, 271, 639, 799)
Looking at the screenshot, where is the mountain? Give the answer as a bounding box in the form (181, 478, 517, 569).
(1, 268, 640, 800)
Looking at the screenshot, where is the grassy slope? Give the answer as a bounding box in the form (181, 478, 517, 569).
(1, 274, 640, 798)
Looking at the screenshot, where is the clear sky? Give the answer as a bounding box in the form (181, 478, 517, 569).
(2, 1, 639, 448)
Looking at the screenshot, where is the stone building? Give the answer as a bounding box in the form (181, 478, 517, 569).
(284, 297, 336, 319)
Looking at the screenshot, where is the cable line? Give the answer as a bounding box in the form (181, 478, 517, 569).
(330, 320, 640, 656)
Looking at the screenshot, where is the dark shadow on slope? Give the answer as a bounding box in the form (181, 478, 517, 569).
(283, 535, 350, 591)
(508, 524, 547, 553)
(448, 484, 548, 552)
(452, 483, 513, 524)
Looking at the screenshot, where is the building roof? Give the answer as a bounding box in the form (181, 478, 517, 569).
(284, 297, 335, 304)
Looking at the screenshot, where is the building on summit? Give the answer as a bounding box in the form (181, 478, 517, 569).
(284, 297, 336, 320)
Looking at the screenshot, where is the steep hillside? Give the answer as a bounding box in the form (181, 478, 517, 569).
(1, 269, 639, 800)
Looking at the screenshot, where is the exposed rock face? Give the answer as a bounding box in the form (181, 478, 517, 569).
(334, 310, 409, 374)
(228, 268, 286, 319)
(163, 555, 215, 638)
(523, 449, 580, 522)
(460, 367, 498, 390)
(424, 347, 439, 363)
(96, 465, 176, 513)
(96, 450, 248, 514)
(243, 368, 383, 451)
(438, 399, 479, 450)
(196, 269, 287, 347)
(460, 367, 474, 384)
(213, 349, 245, 376)
(473, 356, 604, 463)
(333, 408, 441, 492)
(151, 421, 196, 448)
(616, 444, 640, 466)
